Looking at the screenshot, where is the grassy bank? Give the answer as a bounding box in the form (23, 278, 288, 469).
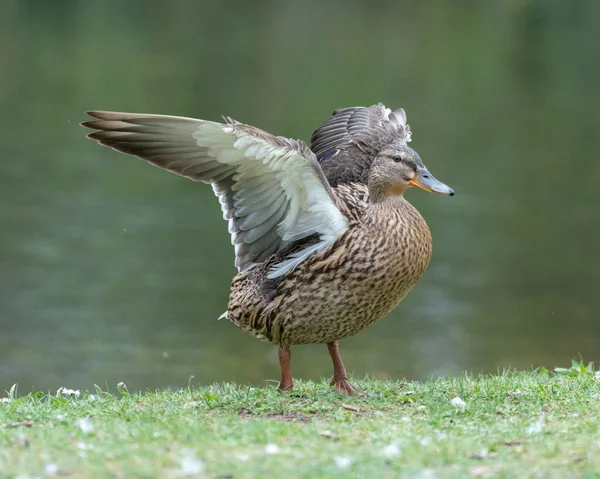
(2, 363, 599, 478)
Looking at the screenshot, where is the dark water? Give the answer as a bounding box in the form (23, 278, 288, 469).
(1, 1, 600, 392)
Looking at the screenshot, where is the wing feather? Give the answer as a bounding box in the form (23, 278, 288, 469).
(82, 110, 348, 273)
(310, 103, 413, 186)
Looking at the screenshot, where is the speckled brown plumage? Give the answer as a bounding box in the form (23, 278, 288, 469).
(81, 103, 453, 395)
(228, 182, 432, 347)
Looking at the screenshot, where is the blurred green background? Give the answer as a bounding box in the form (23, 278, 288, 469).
(1, 1, 599, 392)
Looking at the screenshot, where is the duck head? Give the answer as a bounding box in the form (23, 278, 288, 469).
(368, 144, 454, 200)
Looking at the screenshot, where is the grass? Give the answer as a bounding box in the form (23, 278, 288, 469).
(1, 362, 600, 478)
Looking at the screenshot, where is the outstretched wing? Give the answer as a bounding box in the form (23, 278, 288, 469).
(82, 111, 348, 277)
(310, 103, 412, 186)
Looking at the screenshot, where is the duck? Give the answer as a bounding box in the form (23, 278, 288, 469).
(82, 103, 454, 395)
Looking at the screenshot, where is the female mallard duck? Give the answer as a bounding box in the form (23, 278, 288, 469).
(82, 103, 453, 395)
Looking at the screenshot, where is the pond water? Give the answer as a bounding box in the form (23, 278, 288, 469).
(1, 1, 600, 392)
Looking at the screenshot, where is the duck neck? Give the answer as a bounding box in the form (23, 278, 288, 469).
(368, 179, 408, 205)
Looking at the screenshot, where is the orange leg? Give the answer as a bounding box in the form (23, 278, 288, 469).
(278, 347, 293, 391)
(327, 341, 365, 395)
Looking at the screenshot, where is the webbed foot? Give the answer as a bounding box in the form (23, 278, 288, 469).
(330, 376, 366, 396)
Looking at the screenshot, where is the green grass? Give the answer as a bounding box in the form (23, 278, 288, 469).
(2, 362, 600, 478)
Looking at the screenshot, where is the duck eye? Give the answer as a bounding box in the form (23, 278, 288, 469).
(392, 155, 403, 163)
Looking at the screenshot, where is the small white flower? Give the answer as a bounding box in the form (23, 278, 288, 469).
(77, 417, 94, 434)
(450, 397, 466, 409)
(117, 382, 128, 390)
(469, 448, 490, 459)
(265, 443, 280, 455)
(526, 415, 544, 435)
(420, 437, 432, 446)
(334, 456, 352, 469)
(418, 468, 438, 479)
(400, 416, 411, 423)
(45, 463, 59, 475)
(381, 443, 401, 458)
(0, 397, 10, 404)
(235, 453, 250, 462)
(56, 387, 81, 398)
(179, 450, 204, 476)
(319, 429, 339, 440)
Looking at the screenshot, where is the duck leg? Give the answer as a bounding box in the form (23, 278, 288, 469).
(327, 341, 365, 395)
(278, 347, 293, 391)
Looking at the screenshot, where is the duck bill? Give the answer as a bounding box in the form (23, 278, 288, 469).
(409, 167, 454, 196)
